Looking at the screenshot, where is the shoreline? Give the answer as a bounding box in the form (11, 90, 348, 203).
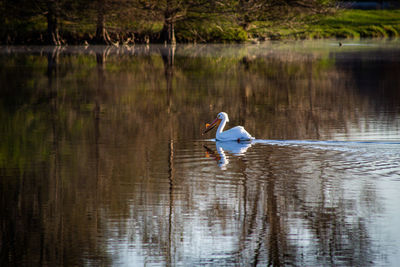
(1, 9, 399, 45)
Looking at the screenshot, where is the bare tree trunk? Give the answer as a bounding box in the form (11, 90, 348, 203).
(46, 0, 61, 45)
(238, 0, 251, 30)
(162, 20, 176, 45)
(162, 0, 176, 45)
(95, 0, 112, 45)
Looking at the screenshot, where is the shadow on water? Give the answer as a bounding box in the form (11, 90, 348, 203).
(1, 41, 400, 266)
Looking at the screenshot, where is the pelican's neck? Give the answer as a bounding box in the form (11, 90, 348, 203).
(217, 117, 227, 134)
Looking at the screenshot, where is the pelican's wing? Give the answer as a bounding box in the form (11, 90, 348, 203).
(218, 126, 254, 141)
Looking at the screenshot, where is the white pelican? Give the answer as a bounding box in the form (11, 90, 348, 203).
(203, 112, 254, 142)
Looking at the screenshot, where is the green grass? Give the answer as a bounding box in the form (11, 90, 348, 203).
(176, 20, 248, 43)
(249, 9, 400, 40)
(311, 9, 400, 38)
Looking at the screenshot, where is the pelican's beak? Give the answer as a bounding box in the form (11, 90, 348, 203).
(203, 117, 221, 134)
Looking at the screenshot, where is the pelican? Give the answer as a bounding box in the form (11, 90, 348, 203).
(203, 112, 254, 142)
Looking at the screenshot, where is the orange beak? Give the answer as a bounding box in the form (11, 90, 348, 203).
(203, 117, 221, 134)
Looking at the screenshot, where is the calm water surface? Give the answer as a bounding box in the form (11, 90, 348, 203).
(1, 41, 400, 266)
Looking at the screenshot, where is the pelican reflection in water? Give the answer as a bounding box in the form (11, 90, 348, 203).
(204, 141, 253, 169)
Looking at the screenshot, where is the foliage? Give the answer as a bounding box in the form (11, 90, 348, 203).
(0, 1, 399, 43)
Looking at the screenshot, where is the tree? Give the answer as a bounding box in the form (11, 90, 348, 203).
(0, 0, 72, 45)
(138, 0, 182, 44)
(138, 0, 223, 44)
(90, 0, 140, 45)
(46, 0, 62, 45)
(95, 0, 112, 44)
(161, 0, 177, 44)
(237, 0, 265, 30)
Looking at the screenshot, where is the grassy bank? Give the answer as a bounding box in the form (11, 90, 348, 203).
(2, 9, 400, 44)
(249, 9, 400, 40)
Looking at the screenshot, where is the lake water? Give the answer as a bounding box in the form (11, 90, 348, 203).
(1, 41, 400, 266)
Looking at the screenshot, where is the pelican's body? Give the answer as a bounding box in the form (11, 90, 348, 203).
(203, 112, 254, 142)
(216, 125, 253, 142)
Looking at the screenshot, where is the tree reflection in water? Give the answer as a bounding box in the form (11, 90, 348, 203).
(1, 43, 399, 266)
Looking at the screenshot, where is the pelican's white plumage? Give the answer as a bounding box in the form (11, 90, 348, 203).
(203, 112, 254, 141)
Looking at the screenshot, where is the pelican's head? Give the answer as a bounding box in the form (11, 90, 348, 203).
(217, 112, 229, 122)
(203, 112, 229, 135)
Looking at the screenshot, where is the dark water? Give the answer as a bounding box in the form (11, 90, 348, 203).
(1, 41, 400, 266)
